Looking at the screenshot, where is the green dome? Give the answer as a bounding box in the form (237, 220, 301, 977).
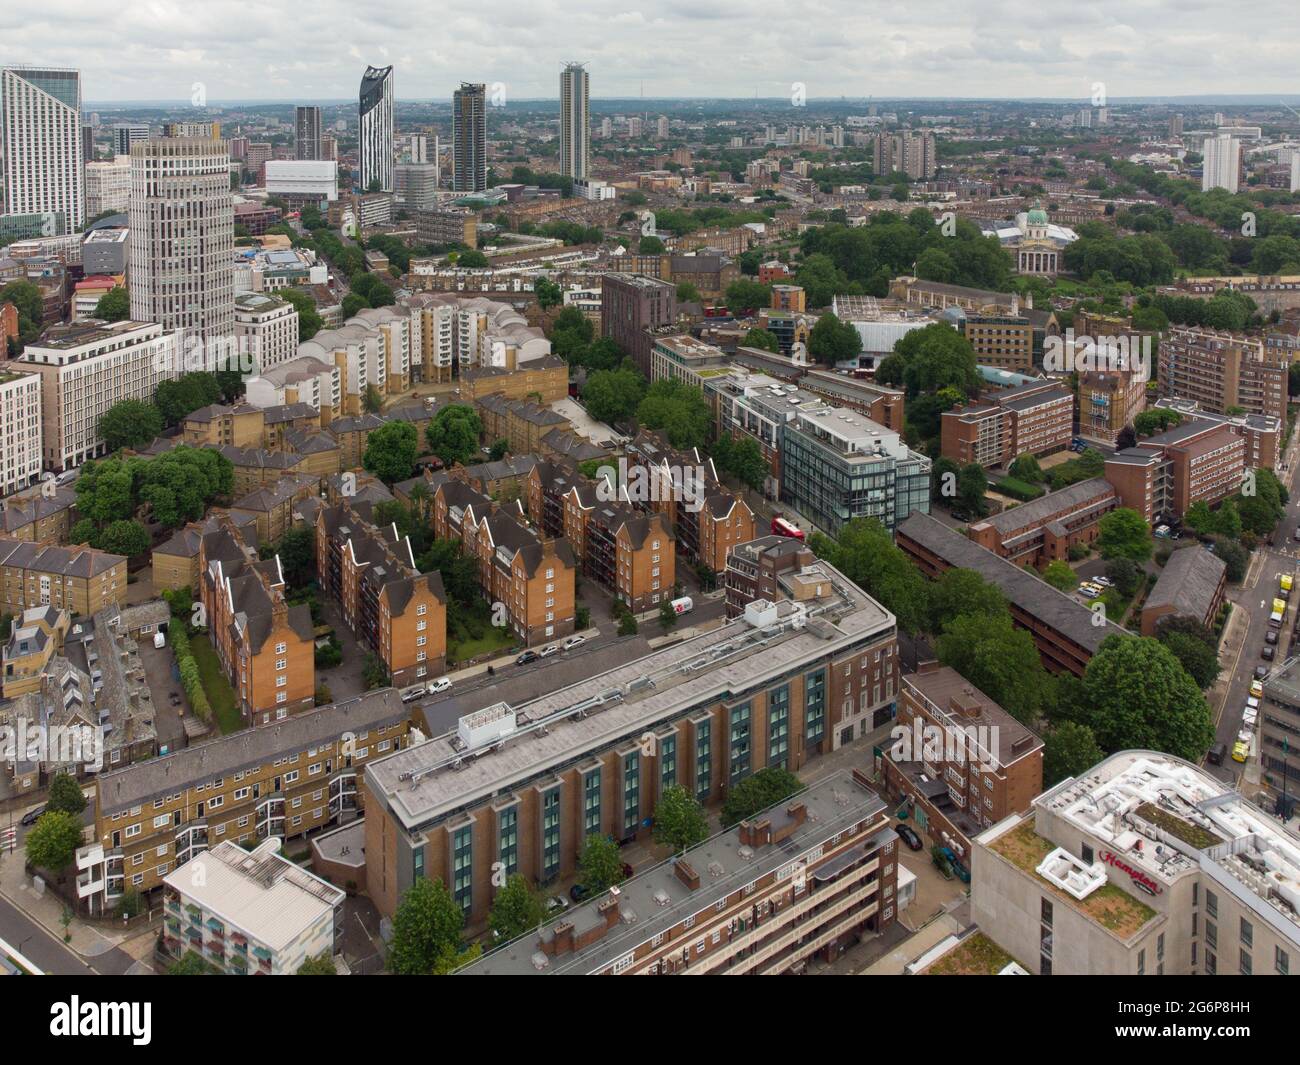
(1026, 200, 1049, 225)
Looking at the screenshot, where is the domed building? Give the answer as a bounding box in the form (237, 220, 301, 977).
(979, 200, 1076, 277)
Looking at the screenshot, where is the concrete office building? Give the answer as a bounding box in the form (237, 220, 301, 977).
(394, 163, 442, 213)
(16, 321, 179, 472)
(129, 138, 235, 346)
(559, 62, 590, 180)
(264, 160, 338, 205)
(362, 561, 902, 923)
(452, 83, 487, 193)
(295, 105, 322, 161)
(111, 123, 148, 157)
(84, 155, 130, 217)
(972, 751, 1300, 975)
(0, 368, 43, 496)
(459, 772, 900, 975)
(81, 226, 128, 275)
(1, 67, 85, 232)
(359, 66, 394, 193)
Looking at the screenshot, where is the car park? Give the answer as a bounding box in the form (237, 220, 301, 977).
(1233, 741, 1249, 763)
(563, 635, 586, 650)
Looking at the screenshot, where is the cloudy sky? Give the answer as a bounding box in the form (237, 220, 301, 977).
(3, 0, 1297, 103)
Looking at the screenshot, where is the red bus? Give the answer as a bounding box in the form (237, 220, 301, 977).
(771, 516, 805, 541)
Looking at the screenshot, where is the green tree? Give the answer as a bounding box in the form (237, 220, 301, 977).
(1072, 634, 1214, 761)
(638, 235, 666, 254)
(1096, 507, 1152, 562)
(1160, 630, 1221, 690)
(167, 951, 219, 975)
(488, 874, 547, 942)
(888, 323, 980, 399)
(741, 327, 780, 353)
(93, 286, 130, 322)
(636, 378, 712, 450)
(279, 287, 323, 340)
(806, 312, 863, 365)
(296, 953, 337, 975)
(46, 772, 87, 816)
(1213, 539, 1249, 583)
(936, 611, 1053, 725)
(653, 785, 709, 853)
(1042, 560, 1077, 592)
(675, 281, 701, 303)
(1104, 557, 1142, 598)
(274, 526, 316, 587)
(534, 277, 562, 309)
(363, 420, 419, 485)
(95, 519, 151, 558)
(956, 463, 988, 517)
(809, 518, 929, 635)
(388, 878, 468, 976)
(658, 599, 678, 631)
(617, 612, 639, 636)
(425, 405, 483, 468)
(721, 768, 803, 828)
(1043, 722, 1105, 787)
(926, 568, 1006, 632)
(724, 278, 771, 312)
(1007, 453, 1044, 482)
(583, 367, 647, 427)
(578, 834, 626, 894)
(99, 399, 163, 452)
(25, 810, 84, 872)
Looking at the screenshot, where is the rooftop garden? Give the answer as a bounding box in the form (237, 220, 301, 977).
(927, 932, 1020, 976)
(990, 820, 1158, 940)
(1134, 802, 1223, 851)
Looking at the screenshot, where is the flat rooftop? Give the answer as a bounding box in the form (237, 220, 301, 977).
(458, 771, 887, 975)
(1033, 750, 1300, 941)
(367, 563, 892, 832)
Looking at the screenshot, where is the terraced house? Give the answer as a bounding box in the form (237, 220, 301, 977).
(0, 538, 126, 615)
(316, 500, 447, 686)
(76, 689, 409, 910)
(199, 514, 316, 724)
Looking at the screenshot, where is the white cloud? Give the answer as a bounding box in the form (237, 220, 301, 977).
(1, 0, 1295, 101)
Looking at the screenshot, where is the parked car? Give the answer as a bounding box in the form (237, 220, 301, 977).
(1233, 741, 1250, 763)
(399, 684, 427, 703)
(20, 805, 45, 826)
(1251, 680, 1265, 698)
(1079, 588, 1100, 599)
(427, 677, 453, 694)
(1263, 645, 1277, 661)
(538, 644, 560, 658)
(1207, 742, 1228, 766)
(569, 883, 589, 902)
(895, 824, 924, 851)
(1255, 665, 1271, 681)
(622, 863, 634, 879)
(546, 895, 570, 916)
(1093, 576, 1114, 587)
(515, 650, 540, 666)
(563, 635, 587, 650)
(1267, 630, 1279, 645)
(1247, 696, 1261, 710)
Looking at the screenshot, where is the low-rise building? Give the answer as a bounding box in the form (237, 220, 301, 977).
(1140, 545, 1227, 637)
(458, 771, 899, 974)
(966, 477, 1117, 567)
(1104, 417, 1245, 523)
(161, 839, 345, 974)
(0, 538, 126, 615)
(0, 605, 69, 697)
(940, 380, 1074, 468)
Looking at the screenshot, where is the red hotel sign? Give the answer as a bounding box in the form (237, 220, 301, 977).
(1100, 851, 1162, 896)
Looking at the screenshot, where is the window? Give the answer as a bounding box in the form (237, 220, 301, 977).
(695, 719, 712, 801)
(804, 669, 825, 745)
(623, 752, 640, 836)
(1240, 917, 1253, 949)
(767, 685, 789, 770)
(1206, 889, 1217, 919)
(452, 825, 473, 913)
(498, 806, 518, 877)
(1205, 921, 1217, 950)
(729, 703, 751, 786)
(1240, 950, 1252, 976)
(275, 642, 286, 654)
(660, 733, 677, 792)
(583, 768, 601, 837)
(1277, 945, 1290, 976)
(542, 789, 561, 881)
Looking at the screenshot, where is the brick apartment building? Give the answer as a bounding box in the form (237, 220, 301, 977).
(623, 430, 757, 574)
(0, 539, 127, 616)
(797, 369, 905, 434)
(77, 689, 410, 908)
(458, 772, 900, 975)
(723, 535, 817, 619)
(940, 380, 1074, 468)
(1103, 417, 1245, 523)
(315, 500, 448, 687)
(896, 511, 1127, 676)
(1155, 397, 1282, 471)
(600, 273, 678, 377)
(1158, 325, 1287, 425)
(965, 477, 1117, 567)
(960, 312, 1037, 373)
(882, 665, 1043, 861)
(432, 479, 577, 646)
(362, 568, 901, 924)
(1077, 366, 1149, 447)
(199, 513, 316, 725)
(459, 356, 570, 406)
(475, 392, 570, 455)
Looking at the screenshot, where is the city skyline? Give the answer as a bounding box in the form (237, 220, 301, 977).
(3, 0, 1299, 103)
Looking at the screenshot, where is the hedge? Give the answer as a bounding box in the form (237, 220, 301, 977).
(992, 476, 1045, 502)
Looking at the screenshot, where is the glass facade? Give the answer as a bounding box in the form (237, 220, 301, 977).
(498, 806, 518, 877)
(695, 720, 712, 801)
(452, 825, 472, 912)
(542, 788, 561, 880)
(583, 768, 601, 838)
(805, 669, 826, 745)
(729, 703, 752, 786)
(768, 685, 790, 769)
(660, 733, 677, 792)
(623, 752, 640, 836)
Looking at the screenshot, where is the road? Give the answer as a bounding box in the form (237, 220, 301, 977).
(1211, 425, 1300, 789)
